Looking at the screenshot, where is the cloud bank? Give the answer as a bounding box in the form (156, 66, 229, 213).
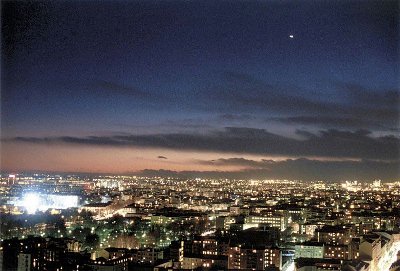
(139, 158, 399, 181)
(10, 128, 399, 160)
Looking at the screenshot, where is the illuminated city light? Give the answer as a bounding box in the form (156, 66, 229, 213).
(17, 193, 80, 214)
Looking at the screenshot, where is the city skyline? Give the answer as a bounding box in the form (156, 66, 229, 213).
(1, 1, 399, 181)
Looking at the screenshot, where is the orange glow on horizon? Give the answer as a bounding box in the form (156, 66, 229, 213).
(1, 141, 359, 174)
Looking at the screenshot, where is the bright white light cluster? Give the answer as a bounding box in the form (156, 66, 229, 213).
(378, 241, 400, 271)
(18, 193, 79, 214)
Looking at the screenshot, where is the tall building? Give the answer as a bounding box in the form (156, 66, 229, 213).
(17, 253, 31, 271)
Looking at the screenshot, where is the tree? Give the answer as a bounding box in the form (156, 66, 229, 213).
(85, 233, 99, 249)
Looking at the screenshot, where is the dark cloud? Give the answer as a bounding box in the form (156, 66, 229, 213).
(140, 158, 400, 182)
(199, 157, 271, 168)
(212, 72, 399, 131)
(10, 127, 400, 160)
(215, 72, 332, 115)
(163, 119, 214, 130)
(91, 80, 148, 98)
(157, 156, 168, 159)
(84, 80, 153, 101)
(273, 116, 363, 126)
(271, 116, 392, 131)
(339, 83, 400, 108)
(218, 114, 255, 121)
(337, 83, 400, 123)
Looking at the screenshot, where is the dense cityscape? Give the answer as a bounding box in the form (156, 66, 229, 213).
(0, 173, 399, 270)
(2, 0, 399, 271)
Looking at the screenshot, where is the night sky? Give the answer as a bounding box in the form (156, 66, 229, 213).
(2, 0, 399, 181)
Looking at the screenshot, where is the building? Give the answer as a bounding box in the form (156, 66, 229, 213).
(316, 225, 354, 245)
(295, 242, 324, 259)
(87, 255, 130, 271)
(245, 215, 288, 231)
(295, 258, 342, 271)
(324, 244, 350, 260)
(359, 234, 381, 271)
(0, 236, 88, 271)
(80, 202, 113, 217)
(131, 248, 163, 264)
(17, 253, 31, 271)
(227, 245, 281, 270)
(181, 255, 227, 270)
